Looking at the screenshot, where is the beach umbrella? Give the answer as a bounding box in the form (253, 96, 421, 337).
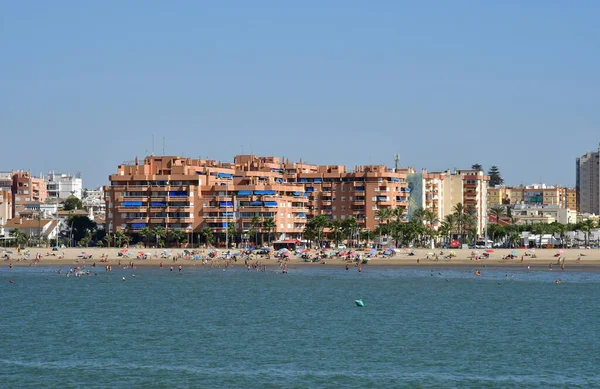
(557, 249, 564, 254)
(472, 250, 480, 254)
(383, 250, 392, 255)
(427, 252, 434, 256)
(302, 249, 310, 253)
(485, 249, 494, 253)
(511, 250, 518, 255)
(391, 248, 399, 253)
(369, 248, 376, 255)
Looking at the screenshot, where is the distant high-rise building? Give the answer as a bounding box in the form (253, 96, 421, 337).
(576, 145, 600, 215)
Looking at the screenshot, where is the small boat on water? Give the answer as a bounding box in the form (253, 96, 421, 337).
(355, 299, 364, 307)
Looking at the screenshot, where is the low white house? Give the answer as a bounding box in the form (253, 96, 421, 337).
(4, 217, 65, 241)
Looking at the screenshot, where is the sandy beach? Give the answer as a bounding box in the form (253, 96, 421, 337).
(3, 247, 600, 269)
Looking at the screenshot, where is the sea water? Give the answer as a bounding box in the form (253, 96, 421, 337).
(1, 265, 600, 388)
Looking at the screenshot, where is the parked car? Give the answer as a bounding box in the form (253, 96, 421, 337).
(337, 244, 347, 250)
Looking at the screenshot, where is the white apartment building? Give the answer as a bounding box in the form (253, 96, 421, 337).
(47, 171, 83, 199)
(512, 204, 577, 225)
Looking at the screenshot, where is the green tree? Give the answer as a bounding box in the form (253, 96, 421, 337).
(580, 219, 597, 248)
(423, 209, 439, 247)
(152, 226, 166, 247)
(10, 227, 29, 248)
(471, 163, 483, 171)
(262, 218, 277, 245)
(69, 215, 97, 244)
(226, 222, 237, 247)
(341, 217, 358, 247)
(489, 206, 505, 225)
(250, 215, 262, 246)
(168, 229, 187, 248)
(328, 220, 343, 245)
(114, 230, 128, 247)
(307, 215, 329, 247)
(201, 227, 214, 246)
(138, 227, 152, 248)
(63, 196, 83, 211)
(487, 165, 504, 187)
(376, 208, 393, 245)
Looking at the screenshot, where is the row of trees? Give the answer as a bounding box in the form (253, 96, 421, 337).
(487, 205, 598, 248)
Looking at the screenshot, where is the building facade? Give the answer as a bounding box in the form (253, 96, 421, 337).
(0, 189, 13, 237)
(104, 155, 410, 246)
(47, 171, 83, 199)
(419, 169, 490, 236)
(576, 146, 600, 215)
(488, 184, 573, 210)
(11, 171, 47, 216)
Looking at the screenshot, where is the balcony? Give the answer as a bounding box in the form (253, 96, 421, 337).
(167, 217, 194, 223)
(321, 200, 332, 206)
(128, 218, 149, 224)
(150, 218, 167, 224)
(168, 206, 194, 213)
(117, 206, 147, 213)
(215, 196, 233, 201)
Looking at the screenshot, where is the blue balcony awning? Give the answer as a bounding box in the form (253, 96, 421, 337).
(218, 173, 232, 179)
(293, 192, 304, 196)
(314, 178, 322, 183)
(250, 201, 262, 206)
(264, 201, 278, 207)
(298, 212, 306, 217)
(356, 186, 365, 191)
(300, 178, 308, 183)
(151, 202, 166, 207)
(131, 223, 146, 229)
(123, 201, 142, 207)
(306, 187, 314, 192)
(219, 201, 233, 207)
(221, 212, 234, 217)
(169, 191, 187, 197)
(255, 190, 276, 196)
(237, 190, 252, 196)
(391, 177, 399, 182)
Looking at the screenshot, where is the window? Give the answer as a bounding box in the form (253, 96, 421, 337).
(341, 196, 345, 201)
(372, 196, 377, 201)
(332, 206, 336, 211)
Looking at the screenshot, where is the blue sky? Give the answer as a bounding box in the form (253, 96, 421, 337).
(2, 1, 599, 188)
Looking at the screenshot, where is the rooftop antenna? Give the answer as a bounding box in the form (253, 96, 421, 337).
(250, 143, 253, 156)
(162, 136, 165, 155)
(394, 154, 399, 171)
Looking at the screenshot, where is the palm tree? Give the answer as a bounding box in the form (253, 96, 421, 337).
(168, 229, 187, 248)
(489, 206, 505, 225)
(329, 220, 343, 245)
(227, 222, 237, 247)
(200, 227, 214, 246)
(250, 215, 262, 246)
(452, 203, 466, 244)
(581, 219, 597, 248)
(138, 227, 152, 248)
(341, 217, 358, 247)
(423, 209, 439, 248)
(10, 228, 29, 249)
(308, 215, 329, 247)
(152, 226, 166, 247)
(114, 230, 127, 248)
(262, 218, 277, 245)
(439, 214, 458, 246)
(376, 208, 392, 246)
(360, 229, 375, 247)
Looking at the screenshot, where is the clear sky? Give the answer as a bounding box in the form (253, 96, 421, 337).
(2, 1, 599, 188)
